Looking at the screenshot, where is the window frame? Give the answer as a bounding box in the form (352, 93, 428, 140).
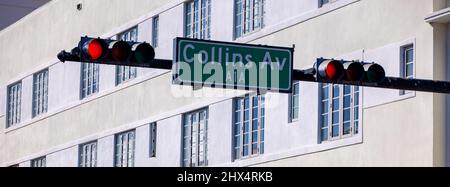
(149, 122, 157, 158)
(6, 81, 22, 128)
(182, 108, 209, 167)
(184, 0, 211, 40)
(31, 156, 46, 167)
(319, 0, 330, 8)
(319, 83, 360, 142)
(79, 141, 98, 167)
(80, 63, 100, 99)
(116, 27, 138, 85)
(400, 44, 415, 95)
(152, 16, 159, 48)
(288, 81, 300, 123)
(232, 94, 265, 161)
(114, 130, 136, 167)
(32, 69, 49, 118)
(234, 0, 265, 39)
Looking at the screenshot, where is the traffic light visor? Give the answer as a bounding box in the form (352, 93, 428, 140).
(111, 41, 131, 61)
(364, 63, 386, 82)
(344, 62, 365, 81)
(133, 43, 155, 64)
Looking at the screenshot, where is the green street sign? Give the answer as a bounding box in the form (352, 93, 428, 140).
(172, 37, 293, 93)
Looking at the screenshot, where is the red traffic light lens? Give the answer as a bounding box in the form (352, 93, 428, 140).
(318, 60, 344, 81)
(326, 62, 339, 80)
(88, 39, 105, 60)
(111, 41, 131, 61)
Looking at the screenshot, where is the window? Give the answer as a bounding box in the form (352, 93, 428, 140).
(185, 0, 211, 39)
(152, 16, 159, 48)
(320, 84, 360, 142)
(31, 157, 46, 167)
(289, 82, 300, 122)
(114, 130, 136, 167)
(234, 0, 265, 39)
(182, 109, 208, 167)
(400, 45, 414, 95)
(319, 0, 330, 7)
(233, 95, 265, 160)
(7, 82, 22, 128)
(79, 141, 97, 167)
(149, 122, 157, 157)
(116, 27, 138, 85)
(32, 69, 49, 118)
(80, 63, 99, 99)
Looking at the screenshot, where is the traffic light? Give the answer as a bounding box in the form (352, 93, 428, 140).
(314, 58, 386, 83)
(57, 36, 155, 65)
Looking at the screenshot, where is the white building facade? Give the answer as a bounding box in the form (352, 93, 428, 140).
(0, 0, 449, 167)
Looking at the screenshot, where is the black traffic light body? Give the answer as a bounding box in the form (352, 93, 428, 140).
(314, 58, 386, 84)
(58, 37, 156, 66)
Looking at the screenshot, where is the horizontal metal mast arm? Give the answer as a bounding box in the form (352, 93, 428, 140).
(293, 69, 450, 94)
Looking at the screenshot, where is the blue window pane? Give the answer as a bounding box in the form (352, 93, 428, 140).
(252, 132, 258, 142)
(260, 130, 264, 141)
(354, 94, 359, 105)
(293, 96, 299, 107)
(344, 85, 351, 94)
(332, 112, 339, 124)
(354, 106, 359, 120)
(234, 148, 240, 159)
(344, 109, 350, 121)
(234, 136, 240, 147)
(343, 122, 351, 135)
(252, 120, 258, 130)
(333, 85, 340, 97)
(243, 134, 249, 144)
(244, 121, 249, 132)
(406, 48, 414, 62)
(252, 144, 258, 154)
(235, 112, 241, 122)
(243, 145, 249, 156)
(321, 129, 328, 141)
(235, 100, 241, 110)
(260, 143, 264, 154)
(332, 125, 339, 137)
(253, 96, 258, 106)
(322, 101, 329, 113)
(322, 86, 329, 99)
(252, 108, 258, 118)
(293, 108, 299, 119)
(321, 115, 328, 127)
(234, 124, 241, 134)
(333, 99, 339, 110)
(295, 83, 300, 94)
(354, 121, 359, 134)
(244, 110, 249, 121)
(344, 96, 350, 108)
(406, 64, 413, 77)
(244, 97, 249, 109)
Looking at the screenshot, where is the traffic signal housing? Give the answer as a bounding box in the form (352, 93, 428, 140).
(57, 36, 156, 66)
(314, 58, 386, 84)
